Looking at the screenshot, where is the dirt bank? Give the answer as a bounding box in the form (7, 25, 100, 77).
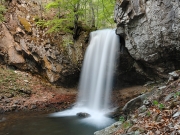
(0, 66, 77, 113)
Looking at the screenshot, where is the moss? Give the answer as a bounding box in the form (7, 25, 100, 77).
(18, 16, 31, 32)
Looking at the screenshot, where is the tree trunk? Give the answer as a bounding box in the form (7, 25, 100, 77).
(73, 1, 80, 40)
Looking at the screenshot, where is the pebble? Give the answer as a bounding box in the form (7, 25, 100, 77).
(143, 100, 151, 106)
(14, 100, 20, 104)
(30, 104, 37, 109)
(24, 80, 29, 83)
(164, 93, 175, 102)
(6, 93, 14, 98)
(158, 86, 166, 90)
(4, 98, 11, 103)
(12, 105, 17, 110)
(173, 111, 180, 118)
(138, 105, 147, 113)
(169, 71, 179, 80)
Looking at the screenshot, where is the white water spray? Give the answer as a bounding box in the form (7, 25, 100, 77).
(77, 29, 119, 111)
(51, 29, 120, 127)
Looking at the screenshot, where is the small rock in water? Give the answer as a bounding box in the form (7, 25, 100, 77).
(76, 112, 90, 118)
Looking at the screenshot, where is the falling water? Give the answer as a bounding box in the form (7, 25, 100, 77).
(51, 29, 120, 127)
(77, 29, 119, 111)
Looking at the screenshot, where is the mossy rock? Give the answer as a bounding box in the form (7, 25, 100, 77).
(18, 16, 31, 33)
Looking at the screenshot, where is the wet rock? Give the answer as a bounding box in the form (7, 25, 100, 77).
(76, 112, 90, 118)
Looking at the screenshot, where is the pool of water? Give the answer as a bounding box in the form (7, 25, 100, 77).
(0, 111, 114, 135)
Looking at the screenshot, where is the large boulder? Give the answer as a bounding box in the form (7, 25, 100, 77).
(114, 0, 180, 80)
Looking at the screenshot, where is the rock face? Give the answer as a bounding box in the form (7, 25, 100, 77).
(0, 0, 89, 87)
(115, 0, 180, 80)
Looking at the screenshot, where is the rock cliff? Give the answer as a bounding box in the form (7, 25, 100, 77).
(115, 0, 180, 80)
(0, 0, 89, 87)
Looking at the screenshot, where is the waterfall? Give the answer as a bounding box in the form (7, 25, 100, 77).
(50, 29, 120, 127)
(76, 29, 120, 111)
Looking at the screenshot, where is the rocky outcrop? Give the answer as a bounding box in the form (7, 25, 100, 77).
(0, 0, 89, 87)
(94, 72, 180, 135)
(115, 0, 180, 80)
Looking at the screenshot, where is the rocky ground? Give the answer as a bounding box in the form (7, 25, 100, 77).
(95, 71, 180, 135)
(0, 65, 77, 114)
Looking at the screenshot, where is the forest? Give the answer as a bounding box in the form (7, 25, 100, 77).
(38, 0, 115, 31)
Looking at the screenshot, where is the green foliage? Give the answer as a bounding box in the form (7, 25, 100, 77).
(37, 18, 72, 33)
(153, 100, 165, 110)
(94, 0, 115, 28)
(153, 100, 159, 106)
(37, 0, 116, 33)
(0, 3, 6, 22)
(174, 91, 180, 98)
(146, 111, 151, 117)
(158, 103, 165, 110)
(37, 0, 81, 33)
(62, 37, 73, 47)
(119, 116, 125, 123)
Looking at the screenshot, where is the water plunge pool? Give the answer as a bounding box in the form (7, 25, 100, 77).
(0, 111, 114, 135)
